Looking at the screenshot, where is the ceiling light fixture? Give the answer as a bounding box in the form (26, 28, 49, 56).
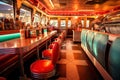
(49, 0, 54, 8)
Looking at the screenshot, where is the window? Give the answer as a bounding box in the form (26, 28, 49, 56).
(0, 1, 13, 19)
(81, 20, 84, 27)
(50, 19, 58, 28)
(61, 20, 66, 26)
(86, 20, 90, 28)
(41, 16, 46, 26)
(34, 13, 41, 23)
(68, 20, 71, 28)
(20, 5, 32, 25)
(60, 20, 66, 29)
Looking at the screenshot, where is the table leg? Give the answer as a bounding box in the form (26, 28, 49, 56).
(37, 46, 40, 59)
(18, 48, 27, 80)
(50, 38, 51, 44)
(46, 41, 48, 49)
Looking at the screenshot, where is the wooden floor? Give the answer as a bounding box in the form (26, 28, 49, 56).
(55, 38, 103, 80)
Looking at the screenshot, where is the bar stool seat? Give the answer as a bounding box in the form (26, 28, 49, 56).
(30, 42, 59, 79)
(42, 49, 52, 59)
(30, 60, 54, 73)
(43, 42, 60, 60)
(30, 60, 55, 79)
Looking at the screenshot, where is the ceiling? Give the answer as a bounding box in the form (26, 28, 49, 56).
(37, 0, 120, 16)
(1, 0, 120, 16)
(40, 0, 120, 11)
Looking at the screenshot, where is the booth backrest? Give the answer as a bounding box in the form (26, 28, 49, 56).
(81, 29, 88, 48)
(0, 33, 20, 42)
(108, 37, 120, 80)
(93, 33, 108, 68)
(86, 31, 95, 55)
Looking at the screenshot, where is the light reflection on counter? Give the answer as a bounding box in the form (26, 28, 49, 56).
(0, 31, 57, 49)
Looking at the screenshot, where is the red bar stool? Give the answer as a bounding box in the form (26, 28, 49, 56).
(42, 43, 54, 59)
(54, 38, 62, 47)
(42, 41, 60, 60)
(30, 42, 59, 79)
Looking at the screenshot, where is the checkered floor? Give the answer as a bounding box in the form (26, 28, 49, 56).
(5, 38, 103, 80)
(56, 38, 103, 80)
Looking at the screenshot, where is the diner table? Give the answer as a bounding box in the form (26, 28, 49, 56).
(0, 31, 57, 80)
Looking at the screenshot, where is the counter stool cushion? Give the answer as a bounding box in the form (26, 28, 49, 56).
(42, 49, 52, 59)
(43, 42, 59, 60)
(30, 60, 54, 73)
(30, 42, 59, 79)
(30, 60, 55, 79)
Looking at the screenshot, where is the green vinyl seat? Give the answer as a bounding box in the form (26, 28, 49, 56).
(81, 29, 88, 48)
(86, 31, 95, 55)
(93, 33, 108, 68)
(108, 37, 120, 80)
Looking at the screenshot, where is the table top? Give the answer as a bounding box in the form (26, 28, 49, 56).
(0, 31, 57, 54)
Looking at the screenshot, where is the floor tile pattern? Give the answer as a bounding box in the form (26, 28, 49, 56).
(56, 38, 103, 80)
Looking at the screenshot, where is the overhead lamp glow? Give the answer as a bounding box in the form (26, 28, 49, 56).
(74, 16, 78, 19)
(49, 0, 54, 8)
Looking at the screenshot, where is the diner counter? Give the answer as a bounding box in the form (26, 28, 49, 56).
(0, 31, 57, 78)
(0, 31, 57, 54)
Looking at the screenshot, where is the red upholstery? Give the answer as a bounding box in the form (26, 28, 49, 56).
(55, 38, 62, 46)
(42, 49, 52, 59)
(43, 41, 60, 60)
(30, 60, 54, 73)
(0, 77, 6, 80)
(48, 43, 54, 49)
(51, 42, 59, 64)
(30, 42, 59, 79)
(59, 35, 63, 39)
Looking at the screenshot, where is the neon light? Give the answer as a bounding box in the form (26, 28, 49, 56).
(49, 0, 54, 8)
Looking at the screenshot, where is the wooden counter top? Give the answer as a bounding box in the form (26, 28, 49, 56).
(0, 31, 57, 54)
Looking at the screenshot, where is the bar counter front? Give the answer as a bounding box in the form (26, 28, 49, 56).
(0, 31, 57, 79)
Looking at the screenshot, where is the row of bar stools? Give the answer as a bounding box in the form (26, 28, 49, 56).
(30, 42, 59, 79)
(30, 31, 66, 79)
(42, 42, 60, 60)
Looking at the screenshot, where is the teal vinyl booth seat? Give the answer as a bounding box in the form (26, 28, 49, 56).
(81, 29, 88, 48)
(92, 33, 108, 68)
(86, 30, 95, 56)
(0, 33, 20, 42)
(108, 37, 120, 80)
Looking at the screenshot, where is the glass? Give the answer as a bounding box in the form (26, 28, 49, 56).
(50, 19, 58, 28)
(20, 8, 31, 25)
(68, 20, 71, 28)
(0, 1, 14, 30)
